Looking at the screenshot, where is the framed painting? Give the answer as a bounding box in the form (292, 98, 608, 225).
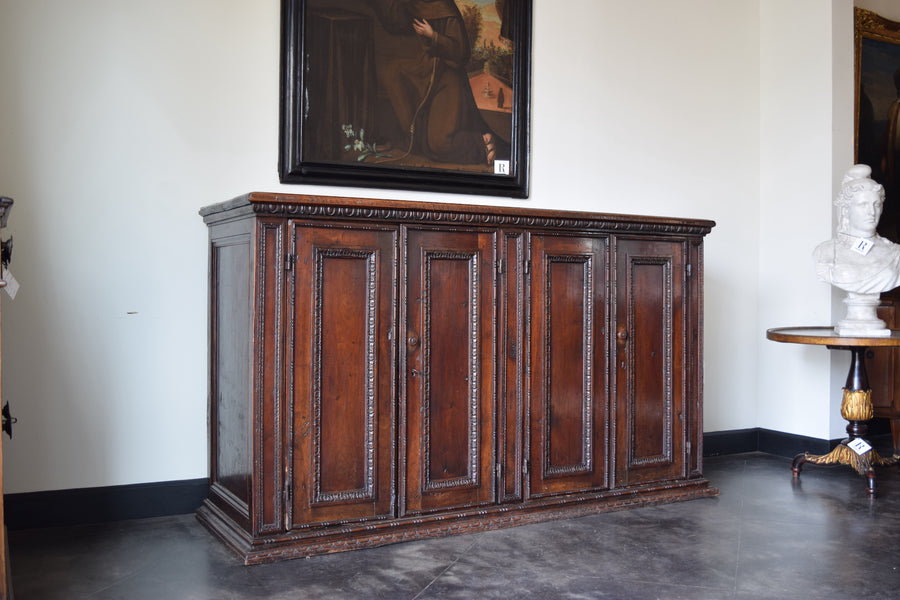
(279, 0, 532, 198)
(855, 8, 900, 241)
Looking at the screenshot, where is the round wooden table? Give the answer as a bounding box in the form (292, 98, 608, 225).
(766, 326, 900, 496)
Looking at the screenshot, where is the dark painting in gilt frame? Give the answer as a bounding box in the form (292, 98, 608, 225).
(279, 0, 532, 198)
(856, 8, 900, 241)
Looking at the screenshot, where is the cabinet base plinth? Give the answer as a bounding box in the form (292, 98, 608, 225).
(197, 479, 718, 565)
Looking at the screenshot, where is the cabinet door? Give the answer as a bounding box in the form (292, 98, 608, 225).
(403, 228, 497, 514)
(528, 234, 609, 497)
(288, 224, 397, 528)
(614, 238, 687, 486)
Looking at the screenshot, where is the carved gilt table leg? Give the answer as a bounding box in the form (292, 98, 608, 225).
(791, 347, 899, 497)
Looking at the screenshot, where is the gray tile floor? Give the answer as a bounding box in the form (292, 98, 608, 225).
(8, 452, 900, 599)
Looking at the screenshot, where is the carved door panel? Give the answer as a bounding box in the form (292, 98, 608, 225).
(403, 228, 497, 514)
(287, 224, 397, 528)
(614, 238, 687, 486)
(528, 234, 609, 497)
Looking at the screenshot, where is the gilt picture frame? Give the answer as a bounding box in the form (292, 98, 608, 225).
(855, 8, 900, 240)
(279, 0, 532, 198)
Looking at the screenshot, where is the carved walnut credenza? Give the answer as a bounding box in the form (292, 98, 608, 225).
(197, 193, 718, 564)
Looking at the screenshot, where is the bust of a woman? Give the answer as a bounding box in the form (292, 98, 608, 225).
(814, 164, 900, 335)
(814, 165, 900, 293)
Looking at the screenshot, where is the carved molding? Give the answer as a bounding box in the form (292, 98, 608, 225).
(541, 253, 594, 478)
(255, 223, 284, 533)
(856, 8, 900, 43)
(311, 247, 380, 504)
(421, 249, 482, 492)
(198, 480, 718, 564)
(245, 198, 714, 237)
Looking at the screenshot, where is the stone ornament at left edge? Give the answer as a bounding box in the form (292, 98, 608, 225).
(814, 164, 900, 336)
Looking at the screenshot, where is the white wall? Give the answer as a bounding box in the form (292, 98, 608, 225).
(757, 2, 848, 440)
(755, 1, 900, 441)
(0, 0, 285, 492)
(0, 0, 851, 494)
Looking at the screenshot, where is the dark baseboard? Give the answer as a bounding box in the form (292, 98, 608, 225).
(703, 427, 838, 459)
(1, 423, 889, 531)
(702, 427, 837, 458)
(4, 478, 208, 531)
(757, 428, 835, 457)
(702, 428, 759, 456)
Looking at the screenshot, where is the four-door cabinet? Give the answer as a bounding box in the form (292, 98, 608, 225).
(197, 193, 717, 564)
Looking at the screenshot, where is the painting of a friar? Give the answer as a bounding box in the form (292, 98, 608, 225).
(302, 0, 515, 173)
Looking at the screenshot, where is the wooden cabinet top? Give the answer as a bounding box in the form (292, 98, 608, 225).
(200, 193, 715, 237)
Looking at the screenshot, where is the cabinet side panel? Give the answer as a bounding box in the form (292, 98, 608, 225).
(211, 234, 253, 512)
(687, 240, 705, 476)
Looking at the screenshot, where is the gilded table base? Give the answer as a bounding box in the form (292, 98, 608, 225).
(792, 388, 900, 496)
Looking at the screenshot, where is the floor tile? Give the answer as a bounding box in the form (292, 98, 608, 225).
(8, 452, 900, 599)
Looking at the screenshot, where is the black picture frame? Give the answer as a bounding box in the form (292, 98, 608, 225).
(279, 0, 532, 198)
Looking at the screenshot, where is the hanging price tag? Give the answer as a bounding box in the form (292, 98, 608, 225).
(847, 438, 872, 456)
(852, 237, 874, 256)
(1, 267, 18, 300)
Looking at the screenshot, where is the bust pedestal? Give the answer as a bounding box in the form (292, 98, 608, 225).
(836, 292, 890, 337)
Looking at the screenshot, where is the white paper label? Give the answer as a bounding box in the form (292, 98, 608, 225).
(852, 237, 874, 256)
(494, 160, 510, 175)
(1, 268, 18, 300)
(847, 438, 872, 455)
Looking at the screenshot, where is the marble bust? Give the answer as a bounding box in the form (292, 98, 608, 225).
(814, 164, 900, 336)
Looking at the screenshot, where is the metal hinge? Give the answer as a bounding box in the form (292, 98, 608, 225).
(285, 253, 295, 271)
(523, 459, 530, 474)
(524, 260, 531, 274)
(497, 259, 504, 274)
(495, 463, 503, 480)
(686, 263, 692, 277)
